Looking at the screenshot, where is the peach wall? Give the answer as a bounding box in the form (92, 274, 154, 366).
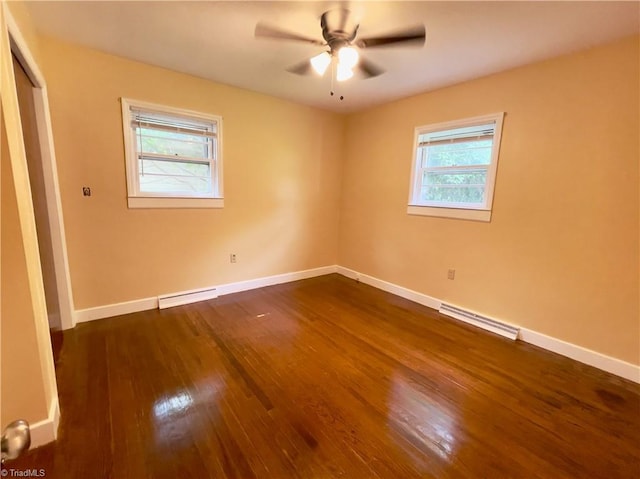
(339, 36, 639, 365)
(40, 37, 344, 310)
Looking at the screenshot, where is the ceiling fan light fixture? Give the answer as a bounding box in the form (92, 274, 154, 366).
(337, 46, 359, 69)
(310, 52, 332, 75)
(336, 63, 354, 82)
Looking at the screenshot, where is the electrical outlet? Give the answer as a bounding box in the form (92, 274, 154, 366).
(447, 269, 456, 280)
(230, 254, 237, 263)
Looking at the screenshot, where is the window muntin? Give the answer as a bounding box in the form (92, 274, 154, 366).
(121, 99, 223, 208)
(409, 113, 504, 217)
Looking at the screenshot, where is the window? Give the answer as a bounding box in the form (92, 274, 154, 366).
(121, 98, 223, 208)
(408, 113, 504, 222)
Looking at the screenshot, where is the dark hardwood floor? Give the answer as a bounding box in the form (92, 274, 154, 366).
(9, 274, 640, 478)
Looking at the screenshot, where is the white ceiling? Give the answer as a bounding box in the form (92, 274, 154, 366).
(25, 1, 640, 113)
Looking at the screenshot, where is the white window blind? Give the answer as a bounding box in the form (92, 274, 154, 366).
(121, 99, 223, 208)
(131, 110, 217, 139)
(417, 122, 495, 146)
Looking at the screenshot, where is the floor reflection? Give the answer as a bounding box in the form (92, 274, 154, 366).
(388, 373, 458, 464)
(152, 376, 224, 449)
(153, 391, 194, 420)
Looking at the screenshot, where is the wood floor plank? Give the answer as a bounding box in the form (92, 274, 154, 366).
(8, 274, 640, 478)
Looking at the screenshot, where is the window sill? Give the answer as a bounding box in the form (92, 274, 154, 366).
(128, 197, 224, 209)
(407, 205, 491, 222)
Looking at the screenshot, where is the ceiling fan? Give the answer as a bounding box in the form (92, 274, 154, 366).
(255, 9, 425, 83)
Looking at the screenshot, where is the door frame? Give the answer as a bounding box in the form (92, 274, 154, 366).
(5, 8, 75, 330)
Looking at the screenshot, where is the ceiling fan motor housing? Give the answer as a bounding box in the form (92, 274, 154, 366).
(321, 9, 358, 52)
(254, 8, 426, 80)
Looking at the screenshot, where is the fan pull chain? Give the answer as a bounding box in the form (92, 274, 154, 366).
(329, 58, 344, 101)
(330, 58, 335, 97)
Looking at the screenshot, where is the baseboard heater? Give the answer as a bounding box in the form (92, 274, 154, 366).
(439, 303, 519, 340)
(158, 287, 218, 310)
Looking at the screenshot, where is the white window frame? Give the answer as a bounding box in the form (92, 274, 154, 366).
(407, 112, 504, 222)
(121, 98, 224, 209)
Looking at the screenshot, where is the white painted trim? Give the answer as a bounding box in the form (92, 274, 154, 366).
(158, 287, 218, 309)
(335, 267, 639, 383)
(29, 396, 60, 449)
(33, 87, 76, 329)
(407, 205, 491, 222)
(216, 265, 338, 296)
(75, 265, 338, 322)
(5, 10, 45, 87)
(121, 97, 224, 205)
(122, 97, 224, 125)
(336, 266, 441, 310)
(75, 297, 159, 323)
(47, 312, 60, 330)
(127, 196, 224, 209)
(6, 8, 76, 330)
(407, 112, 504, 222)
(519, 328, 640, 383)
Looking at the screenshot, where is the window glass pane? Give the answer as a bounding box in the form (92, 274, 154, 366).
(136, 128, 212, 159)
(424, 140, 492, 168)
(139, 158, 212, 194)
(423, 170, 487, 186)
(421, 185, 485, 204)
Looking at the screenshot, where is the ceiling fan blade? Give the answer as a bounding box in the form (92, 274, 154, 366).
(357, 57, 384, 78)
(355, 25, 425, 49)
(255, 23, 324, 46)
(286, 59, 315, 76)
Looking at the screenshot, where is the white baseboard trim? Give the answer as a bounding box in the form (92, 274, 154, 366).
(519, 328, 640, 383)
(75, 265, 339, 323)
(75, 296, 158, 323)
(336, 266, 441, 310)
(46, 312, 62, 331)
(217, 265, 338, 296)
(336, 267, 640, 383)
(29, 396, 59, 449)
